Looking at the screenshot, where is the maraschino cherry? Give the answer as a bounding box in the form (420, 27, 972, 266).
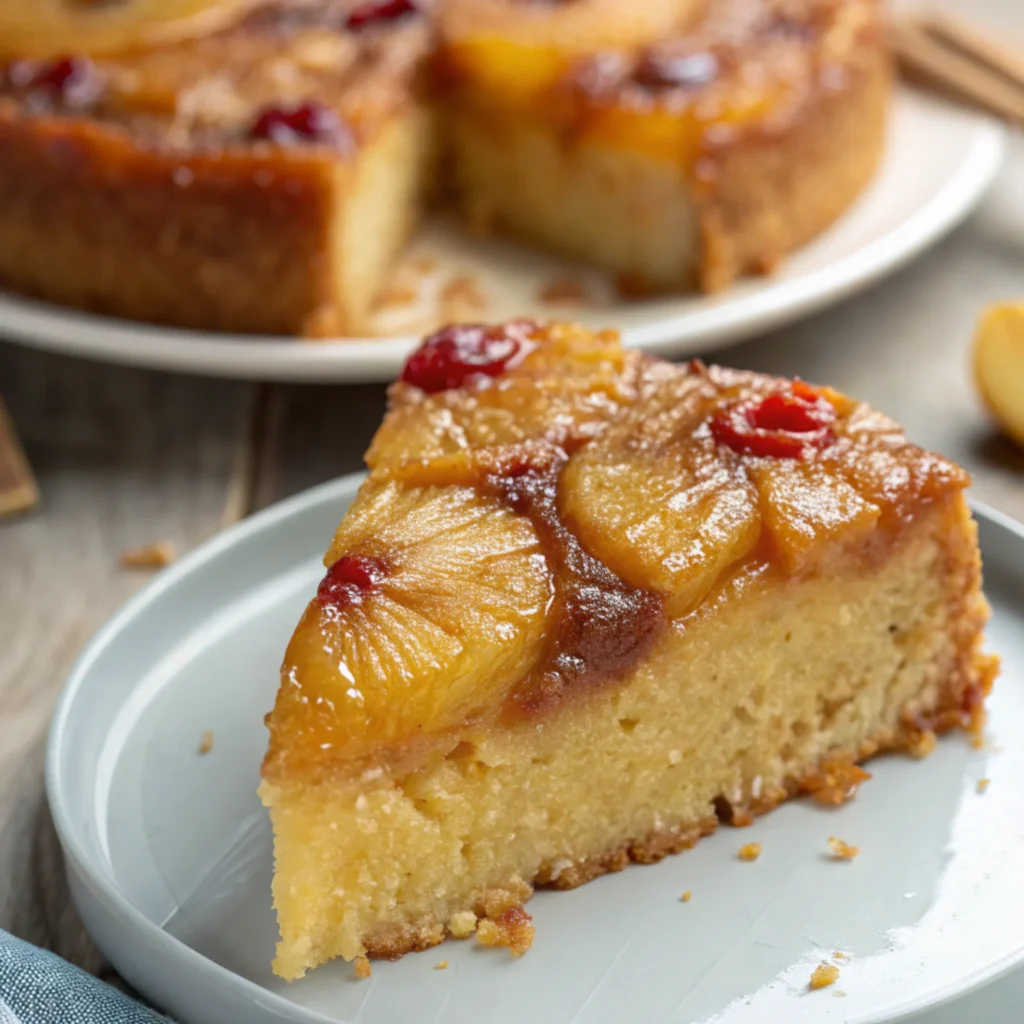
(317, 554, 388, 610)
(711, 381, 837, 459)
(345, 0, 418, 31)
(400, 320, 538, 393)
(250, 102, 348, 147)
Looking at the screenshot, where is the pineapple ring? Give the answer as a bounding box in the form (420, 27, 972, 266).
(0, 0, 264, 60)
(439, 0, 707, 103)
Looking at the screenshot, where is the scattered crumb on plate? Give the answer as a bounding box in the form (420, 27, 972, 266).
(828, 836, 860, 860)
(680, 891, 692, 903)
(538, 275, 591, 305)
(448, 910, 477, 938)
(833, 950, 846, 960)
(809, 963, 840, 990)
(908, 730, 938, 758)
(977, 777, 991, 793)
(737, 842, 762, 862)
(119, 541, 176, 570)
(198, 730, 214, 755)
(440, 273, 487, 320)
(376, 282, 420, 309)
(410, 253, 438, 274)
(475, 906, 534, 957)
(833, 989, 847, 998)
(971, 734, 987, 750)
(354, 955, 372, 980)
(433, 960, 449, 970)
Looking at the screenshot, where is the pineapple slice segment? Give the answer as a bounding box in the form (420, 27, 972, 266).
(438, 0, 704, 105)
(749, 461, 879, 574)
(265, 480, 551, 779)
(368, 323, 644, 469)
(561, 370, 761, 617)
(0, 0, 261, 61)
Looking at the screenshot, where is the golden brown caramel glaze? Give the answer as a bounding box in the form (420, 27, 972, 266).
(436, 0, 706, 102)
(0, 1, 431, 147)
(263, 322, 973, 784)
(0, 0, 263, 62)
(551, 0, 884, 163)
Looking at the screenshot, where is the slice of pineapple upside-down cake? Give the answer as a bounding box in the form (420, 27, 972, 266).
(260, 320, 996, 980)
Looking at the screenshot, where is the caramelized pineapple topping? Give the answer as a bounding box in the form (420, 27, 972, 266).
(263, 321, 971, 783)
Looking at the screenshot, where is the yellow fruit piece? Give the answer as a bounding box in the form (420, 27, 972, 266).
(440, 0, 703, 107)
(750, 461, 880, 574)
(0, 0, 261, 60)
(265, 481, 551, 776)
(561, 372, 761, 617)
(973, 303, 1024, 448)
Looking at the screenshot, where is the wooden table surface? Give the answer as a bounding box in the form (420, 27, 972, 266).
(1, 130, 1022, 1013)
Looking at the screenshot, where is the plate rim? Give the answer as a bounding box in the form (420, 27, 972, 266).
(2, 99, 1007, 384)
(44, 478, 1024, 1024)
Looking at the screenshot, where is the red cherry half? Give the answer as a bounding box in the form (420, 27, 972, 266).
(345, 0, 418, 31)
(12, 55, 101, 107)
(711, 381, 836, 459)
(317, 554, 388, 610)
(250, 102, 350, 147)
(400, 320, 539, 393)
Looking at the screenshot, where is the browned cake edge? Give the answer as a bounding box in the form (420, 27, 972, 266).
(696, 44, 892, 292)
(0, 108, 346, 335)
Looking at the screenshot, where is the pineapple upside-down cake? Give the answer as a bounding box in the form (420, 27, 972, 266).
(261, 319, 996, 980)
(0, 0, 888, 333)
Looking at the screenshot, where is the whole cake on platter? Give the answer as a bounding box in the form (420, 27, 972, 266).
(260, 319, 996, 980)
(0, 0, 889, 336)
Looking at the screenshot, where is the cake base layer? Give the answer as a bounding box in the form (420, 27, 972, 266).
(261, 495, 991, 980)
(0, 105, 435, 335)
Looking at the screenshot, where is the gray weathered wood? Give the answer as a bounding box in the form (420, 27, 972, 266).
(0, 394, 38, 517)
(0, 346, 251, 978)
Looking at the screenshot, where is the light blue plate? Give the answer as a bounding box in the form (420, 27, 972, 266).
(47, 476, 1024, 1024)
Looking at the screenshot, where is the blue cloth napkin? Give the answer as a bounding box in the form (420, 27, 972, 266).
(0, 931, 167, 1023)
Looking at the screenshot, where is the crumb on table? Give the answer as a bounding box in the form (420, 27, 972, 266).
(433, 960, 449, 970)
(119, 541, 176, 570)
(198, 730, 214, 755)
(737, 842, 762, 862)
(354, 955, 372, 980)
(977, 777, 991, 793)
(475, 906, 534, 957)
(680, 891, 692, 903)
(538, 275, 591, 305)
(809, 963, 840, 990)
(827, 836, 860, 860)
